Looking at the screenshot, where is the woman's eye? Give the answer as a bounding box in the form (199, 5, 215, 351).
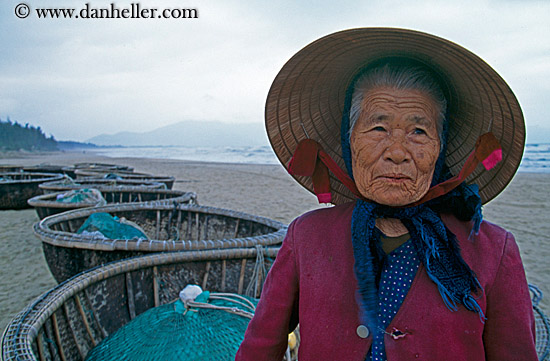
(414, 128, 427, 135)
(373, 126, 386, 132)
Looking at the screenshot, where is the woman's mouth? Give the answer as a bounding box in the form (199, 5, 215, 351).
(378, 174, 412, 183)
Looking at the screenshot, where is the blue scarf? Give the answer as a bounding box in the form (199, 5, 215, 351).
(341, 90, 486, 337)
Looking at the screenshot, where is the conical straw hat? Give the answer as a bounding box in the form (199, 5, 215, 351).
(265, 27, 525, 205)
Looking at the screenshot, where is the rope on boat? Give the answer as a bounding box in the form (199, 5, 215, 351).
(245, 245, 268, 298)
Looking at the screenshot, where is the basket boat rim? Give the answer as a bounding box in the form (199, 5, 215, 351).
(27, 189, 196, 209)
(1, 247, 280, 360)
(0, 172, 64, 184)
(34, 202, 287, 251)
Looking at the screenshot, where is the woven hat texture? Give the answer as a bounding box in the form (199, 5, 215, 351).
(265, 27, 525, 204)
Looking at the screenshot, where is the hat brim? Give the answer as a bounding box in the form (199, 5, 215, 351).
(265, 27, 525, 205)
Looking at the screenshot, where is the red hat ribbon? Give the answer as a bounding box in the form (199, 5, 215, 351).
(287, 139, 361, 203)
(288, 133, 502, 206)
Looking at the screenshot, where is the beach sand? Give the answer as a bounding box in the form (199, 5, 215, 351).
(1, 150, 549, 334)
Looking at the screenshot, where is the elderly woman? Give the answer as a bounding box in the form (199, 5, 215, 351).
(236, 28, 537, 360)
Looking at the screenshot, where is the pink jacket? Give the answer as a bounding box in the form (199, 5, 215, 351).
(236, 202, 537, 361)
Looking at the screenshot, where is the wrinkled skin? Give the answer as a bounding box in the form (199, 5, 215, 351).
(350, 86, 441, 209)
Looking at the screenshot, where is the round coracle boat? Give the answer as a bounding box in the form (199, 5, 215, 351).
(0, 172, 65, 210)
(74, 169, 148, 177)
(24, 164, 78, 178)
(72, 162, 134, 172)
(75, 170, 175, 189)
(0, 165, 23, 173)
(1, 248, 296, 361)
(23, 164, 70, 175)
(34, 202, 287, 282)
(59, 166, 78, 178)
(28, 188, 198, 219)
(39, 178, 166, 194)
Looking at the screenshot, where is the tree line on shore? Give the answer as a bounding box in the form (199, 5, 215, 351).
(0, 118, 58, 151)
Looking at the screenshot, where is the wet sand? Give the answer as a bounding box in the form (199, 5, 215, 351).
(1, 150, 548, 333)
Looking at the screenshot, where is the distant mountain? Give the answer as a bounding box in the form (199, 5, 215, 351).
(87, 121, 269, 147)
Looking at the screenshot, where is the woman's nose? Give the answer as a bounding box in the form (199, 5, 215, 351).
(384, 136, 410, 164)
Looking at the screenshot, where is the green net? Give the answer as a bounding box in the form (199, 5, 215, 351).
(55, 188, 106, 205)
(77, 212, 148, 240)
(103, 173, 123, 180)
(85, 290, 258, 361)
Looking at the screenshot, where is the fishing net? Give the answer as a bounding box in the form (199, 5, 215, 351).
(77, 212, 148, 240)
(55, 188, 107, 205)
(103, 173, 123, 180)
(530, 284, 550, 360)
(85, 288, 258, 361)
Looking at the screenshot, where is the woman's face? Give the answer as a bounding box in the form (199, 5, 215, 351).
(350, 86, 441, 206)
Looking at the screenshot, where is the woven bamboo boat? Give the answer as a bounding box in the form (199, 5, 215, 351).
(28, 188, 198, 219)
(0, 165, 23, 172)
(39, 178, 166, 194)
(60, 167, 77, 178)
(35, 203, 287, 282)
(75, 170, 175, 189)
(1, 247, 284, 361)
(72, 162, 134, 172)
(74, 169, 149, 177)
(24, 165, 77, 178)
(23, 165, 70, 174)
(0, 172, 65, 210)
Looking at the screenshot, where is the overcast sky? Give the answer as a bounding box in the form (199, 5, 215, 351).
(1, 0, 549, 142)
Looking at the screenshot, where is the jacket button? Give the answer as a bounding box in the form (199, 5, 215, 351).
(356, 325, 370, 338)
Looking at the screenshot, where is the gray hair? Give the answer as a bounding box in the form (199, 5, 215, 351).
(348, 64, 447, 148)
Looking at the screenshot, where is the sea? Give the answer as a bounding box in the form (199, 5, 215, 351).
(90, 143, 550, 173)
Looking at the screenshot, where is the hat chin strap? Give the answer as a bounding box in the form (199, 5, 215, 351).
(288, 132, 502, 206)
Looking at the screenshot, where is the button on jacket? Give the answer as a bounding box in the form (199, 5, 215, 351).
(235, 202, 537, 361)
